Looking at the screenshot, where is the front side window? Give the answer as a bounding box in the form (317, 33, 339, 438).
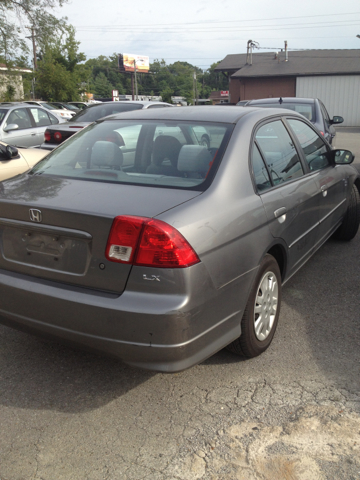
(255, 120, 304, 186)
(0, 109, 7, 126)
(319, 101, 331, 127)
(30, 119, 233, 190)
(287, 119, 329, 172)
(6, 108, 33, 130)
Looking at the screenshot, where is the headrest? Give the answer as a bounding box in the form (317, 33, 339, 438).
(91, 141, 123, 170)
(153, 135, 182, 167)
(178, 145, 213, 173)
(102, 132, 125, 146)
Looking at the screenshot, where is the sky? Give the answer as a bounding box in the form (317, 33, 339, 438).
(52, 0, 360, 69)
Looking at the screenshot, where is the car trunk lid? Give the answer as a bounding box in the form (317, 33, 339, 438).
(0, 175, 200, 293)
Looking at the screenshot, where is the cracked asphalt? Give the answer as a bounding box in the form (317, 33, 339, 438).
(0, 129, 359, 480)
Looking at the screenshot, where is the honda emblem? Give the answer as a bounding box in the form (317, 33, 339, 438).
(29, 209, 42, 223)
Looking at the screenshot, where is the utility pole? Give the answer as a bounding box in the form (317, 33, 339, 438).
(131, 59, 138, 100)
(134, 60, 138, 100)
(193, 70, 197, 105)
(25, 26, 37, 99)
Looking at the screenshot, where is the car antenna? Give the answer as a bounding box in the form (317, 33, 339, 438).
(279, 97, 283, 104)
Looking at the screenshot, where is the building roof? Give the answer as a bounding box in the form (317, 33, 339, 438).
(0, 63, 32, 74)
(215, 50, 360, 78)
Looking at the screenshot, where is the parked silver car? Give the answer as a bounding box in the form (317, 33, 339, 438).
(0, 103, 66, 148)
(0, 106, 358, 372)
(243, 97, 343, 145)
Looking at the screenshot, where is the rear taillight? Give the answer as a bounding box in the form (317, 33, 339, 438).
(44, 131, 51, 142)
(105, 216, 200, 268)
(54, 132, 62, 142)
(320, 131, 324, 136)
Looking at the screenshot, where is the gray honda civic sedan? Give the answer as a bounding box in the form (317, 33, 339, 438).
(0, 106, 359, 372)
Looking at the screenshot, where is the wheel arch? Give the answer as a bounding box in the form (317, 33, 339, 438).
(267, 243, 287, 282)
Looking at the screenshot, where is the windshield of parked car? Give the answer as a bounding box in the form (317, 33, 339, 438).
(41, 103, 60, 111)
(69, 103, 144, 123)
(61, 103, 79, 111)
(250, 103, 315, 122)
(0, 109, 7, 126)
(30, 119, 233, 190)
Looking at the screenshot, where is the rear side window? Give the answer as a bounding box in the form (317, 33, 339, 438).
(29, 108, 52, 127)
(287, 119, 330, 172)
(255, 120, 303, 185)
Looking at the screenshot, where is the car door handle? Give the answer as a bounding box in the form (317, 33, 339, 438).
(274, 207, 287, 218)
(274, 207, 287, 224)
(31, 132, 36, 136)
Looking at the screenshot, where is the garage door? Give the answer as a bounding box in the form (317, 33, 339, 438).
(296, 75, 360, 127)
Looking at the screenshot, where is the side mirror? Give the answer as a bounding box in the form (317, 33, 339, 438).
(6, 145, 19, 159)
(327, 149, 354, 165)
(0, 144, 19, 160)
(330, 116, 344, 125)
(3, 123, 19, 133)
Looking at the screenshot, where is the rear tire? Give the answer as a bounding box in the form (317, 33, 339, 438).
(226, 254, 281, 358)
(332, 185, 360, 241)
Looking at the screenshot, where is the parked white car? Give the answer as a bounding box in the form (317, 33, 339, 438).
(23, 101, 75, 120)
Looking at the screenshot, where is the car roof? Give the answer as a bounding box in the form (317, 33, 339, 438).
(0, 102, 43, 109)
(247, 97, 317, 105)
(102, 105, 303, 124)
(89, 100, 173, 108)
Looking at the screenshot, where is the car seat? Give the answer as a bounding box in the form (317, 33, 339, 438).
(90, 141, 124, 170)
(177, 145, 213, 178)
(146, 135, 182, 176)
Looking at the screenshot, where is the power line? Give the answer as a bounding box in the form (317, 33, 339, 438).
(76, 20, 360, 33)
(73, 11, 360, 29)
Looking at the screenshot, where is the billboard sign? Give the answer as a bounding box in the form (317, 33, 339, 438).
(119, 54, 150, 73)
(220, 90, 229, 96)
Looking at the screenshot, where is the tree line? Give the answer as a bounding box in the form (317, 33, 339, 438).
(0, 0, 228, 103)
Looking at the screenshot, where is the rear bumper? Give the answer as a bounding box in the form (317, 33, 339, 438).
(0, 265, 254, 372)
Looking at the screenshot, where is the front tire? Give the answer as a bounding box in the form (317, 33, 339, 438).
(332, 184, 360, 241)
(226, 254, 281, 358)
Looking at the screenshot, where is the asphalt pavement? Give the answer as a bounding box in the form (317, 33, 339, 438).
(0, 129, 359, 480)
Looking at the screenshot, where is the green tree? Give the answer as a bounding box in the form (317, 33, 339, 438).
(93, 72, 113, 98)
(35, 25, 86, 101)
(0, 0, 69, 65)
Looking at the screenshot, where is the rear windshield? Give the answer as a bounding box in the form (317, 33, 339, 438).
(69, 103, 143, 123)
(30, 119, 233, 190)
(251, 103, 315, 122)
